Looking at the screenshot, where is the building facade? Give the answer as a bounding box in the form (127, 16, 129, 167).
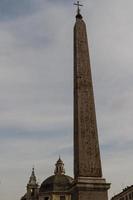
(20, 158, 73, 200)
(111, 186, 133, 200)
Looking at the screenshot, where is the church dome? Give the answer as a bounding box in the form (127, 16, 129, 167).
(39, 157, 73, 193)
(39, 174, 73, 192)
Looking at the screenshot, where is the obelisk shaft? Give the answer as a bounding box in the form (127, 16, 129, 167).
(74, 16, 102, 179)
(72, 12, 110, 200)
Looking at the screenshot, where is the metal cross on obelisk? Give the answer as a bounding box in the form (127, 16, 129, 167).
(74, 1, 83, 14)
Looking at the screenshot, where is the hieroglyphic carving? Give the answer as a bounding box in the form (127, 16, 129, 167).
(72, 12, 110, 200)
(74, 17, 102, 178)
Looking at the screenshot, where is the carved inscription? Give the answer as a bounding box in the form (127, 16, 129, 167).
(74, 18, 102, 178)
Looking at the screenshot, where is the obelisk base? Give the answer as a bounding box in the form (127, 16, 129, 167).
(71, 177, 110, 200)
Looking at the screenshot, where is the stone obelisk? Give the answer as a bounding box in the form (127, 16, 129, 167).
(72, 4, 110, 200)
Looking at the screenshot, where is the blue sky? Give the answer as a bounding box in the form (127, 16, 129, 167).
(0, 0, 133, 199)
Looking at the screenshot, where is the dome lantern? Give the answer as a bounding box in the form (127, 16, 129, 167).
(54, 157, 65, 175)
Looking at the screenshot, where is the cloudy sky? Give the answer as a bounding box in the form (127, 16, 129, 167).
(0, 0, 133, 199)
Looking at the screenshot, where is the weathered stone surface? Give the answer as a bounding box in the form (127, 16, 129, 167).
(78, 191, 108, 200)
(71, 177, 109, 200)
(74, 16, 102, 178)
(73, 14, 110, 200)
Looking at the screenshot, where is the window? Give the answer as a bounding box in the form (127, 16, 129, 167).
(44, 197, 49, 200)
(31, 188, 35, 196)
(60, 196, 65, 200)
(125, 195, 128, 200)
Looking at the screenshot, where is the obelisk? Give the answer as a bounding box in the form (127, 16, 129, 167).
(72, 3, 110, 200)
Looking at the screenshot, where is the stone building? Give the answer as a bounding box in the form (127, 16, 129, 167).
(39, 158, 73, 200)
(21, 158, 73, 200)
(111, 185, 133, 200)
(21, 168, 39, 200)
(20, 3, 110, 200)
